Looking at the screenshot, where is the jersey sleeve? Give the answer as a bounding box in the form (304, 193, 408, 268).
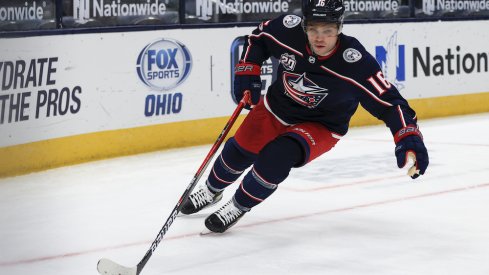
(239, 16, 284, 65)
(354, 52, 418, 136)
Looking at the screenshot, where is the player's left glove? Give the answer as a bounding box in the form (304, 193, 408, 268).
(233, 61, 262, 109)
(394, 125, 429, 179)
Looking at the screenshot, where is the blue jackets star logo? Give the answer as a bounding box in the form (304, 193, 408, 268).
(282, 72, 328, 109)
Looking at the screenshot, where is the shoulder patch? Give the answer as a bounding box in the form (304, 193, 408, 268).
(283, 15, 302, 28)
(343, 48, 362, 63)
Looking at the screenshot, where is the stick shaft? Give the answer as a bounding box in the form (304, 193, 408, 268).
(136, 93, 250, 274)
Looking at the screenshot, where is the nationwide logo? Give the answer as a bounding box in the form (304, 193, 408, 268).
(344, 0, 400, 12)
(374, 33, 489, 80)
(0, 2, 47, 21)
(422, 0, 489, 15)
(73, 0, 169, 22)
(136, 38, 192, 91)
(282, 72, 328, 109)
(196, 0, 291, 21)
(375, 32, 405, 90)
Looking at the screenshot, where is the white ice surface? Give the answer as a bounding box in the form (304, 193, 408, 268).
(1, 113, 489, 275)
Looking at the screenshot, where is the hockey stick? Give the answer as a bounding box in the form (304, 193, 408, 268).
(97, 92, 251, 275)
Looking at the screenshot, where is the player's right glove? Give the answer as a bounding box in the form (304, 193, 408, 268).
(233, 61, 262, 109)
(394, 125, 429, 179)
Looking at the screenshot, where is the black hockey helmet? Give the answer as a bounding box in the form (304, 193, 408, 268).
(302, 0, 345, 32)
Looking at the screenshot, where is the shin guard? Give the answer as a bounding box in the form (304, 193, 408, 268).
(234, 136, 303, 210)
(207, 138, 256, 192)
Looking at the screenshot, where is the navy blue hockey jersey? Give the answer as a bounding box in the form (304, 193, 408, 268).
(241, 14, 417, 137)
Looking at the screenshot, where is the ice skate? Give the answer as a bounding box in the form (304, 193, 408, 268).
(180, 184, 223, 215)
(204, 198, 246, 233)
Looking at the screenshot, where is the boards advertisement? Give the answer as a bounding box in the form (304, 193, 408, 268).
(1, 20, 488, 176)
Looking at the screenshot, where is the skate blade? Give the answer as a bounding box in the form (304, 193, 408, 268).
(200, 228, 214, 235)
(177, 212, 209, 219)
(200, 228, 222, 236)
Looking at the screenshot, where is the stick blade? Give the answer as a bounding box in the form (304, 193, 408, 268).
(97, 258, 137, 275)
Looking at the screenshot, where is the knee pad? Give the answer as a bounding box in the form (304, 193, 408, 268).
(220, 137, 257, 172)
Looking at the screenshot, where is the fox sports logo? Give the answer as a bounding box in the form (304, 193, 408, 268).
(137, 38, 192, 91)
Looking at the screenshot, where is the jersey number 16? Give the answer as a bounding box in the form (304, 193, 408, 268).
(367, 71, 391, 96)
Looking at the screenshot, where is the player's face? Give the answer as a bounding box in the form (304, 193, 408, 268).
(305, 23, 339, 56)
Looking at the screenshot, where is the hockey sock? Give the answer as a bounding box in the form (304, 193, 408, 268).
(207, 138, 257, 193)
(234, 136, 303, 210)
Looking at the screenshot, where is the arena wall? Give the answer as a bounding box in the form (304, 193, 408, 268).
(1, 20, 489, 177)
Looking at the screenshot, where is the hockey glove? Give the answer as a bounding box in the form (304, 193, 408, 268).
(394, 125, 429, 179)
(233, 62, 262, 109)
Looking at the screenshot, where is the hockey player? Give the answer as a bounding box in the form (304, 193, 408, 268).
(181, 0, 429, 233)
